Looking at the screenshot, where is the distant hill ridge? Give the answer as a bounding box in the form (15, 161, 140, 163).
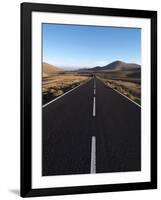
(43, 62, 63, 77)
(78, 60, 141, 72)
(103, 60, 140, 71)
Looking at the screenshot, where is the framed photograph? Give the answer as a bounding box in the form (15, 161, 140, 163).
(21, 2, 157, 197)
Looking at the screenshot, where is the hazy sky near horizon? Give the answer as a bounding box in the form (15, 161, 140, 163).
(43, 24, 141, 69)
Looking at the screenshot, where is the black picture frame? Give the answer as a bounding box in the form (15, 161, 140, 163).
(21, 2, 157, 197)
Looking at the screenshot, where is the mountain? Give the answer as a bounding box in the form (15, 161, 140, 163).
(43, 62, 63, 77)
(78, 60, 140, 72)
(102, 61, 140, 71)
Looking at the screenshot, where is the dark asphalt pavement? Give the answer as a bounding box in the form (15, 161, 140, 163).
(42, 77, 141, 176)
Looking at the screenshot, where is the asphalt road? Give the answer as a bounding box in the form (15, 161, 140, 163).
(42, 77, 141, 176)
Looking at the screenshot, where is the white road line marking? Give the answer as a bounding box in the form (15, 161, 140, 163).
(93, 96, 96, 117)
(94, 79, 96, 89)
(90, 136, 96, 174)
(93, 78, 96, 117)
(97, 78, 141, 108)
(94, 88, 96, 95)
(43, 78, 91, 108)
(108, 85, 141, 107)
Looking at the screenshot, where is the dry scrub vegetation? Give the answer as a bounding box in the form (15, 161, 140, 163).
(43, 72, 90, 104)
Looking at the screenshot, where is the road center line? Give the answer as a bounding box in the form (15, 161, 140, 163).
(94, 88, 96, 95)
(90, 136, 96, 174)
(94, 79, 96, 89)
(93, 78, 96, 117)
(93, 96, 96, 117)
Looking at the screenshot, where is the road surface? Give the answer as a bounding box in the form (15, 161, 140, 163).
(42, 77, 141, 176)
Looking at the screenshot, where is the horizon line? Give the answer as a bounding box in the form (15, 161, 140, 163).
(43, 59, 141, 70)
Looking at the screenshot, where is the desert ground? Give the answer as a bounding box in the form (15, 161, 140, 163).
(42, 62, 91, 104)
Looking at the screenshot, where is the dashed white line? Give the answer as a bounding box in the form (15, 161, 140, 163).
(93, 96, 96, 117)
(93, 78, 96, 117)
(94, 79, 96, 89)
(90, 136, 96, 174)
(94, 88, 96, 95)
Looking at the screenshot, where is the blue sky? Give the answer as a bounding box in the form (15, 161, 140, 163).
(43, 24, 141, 69)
